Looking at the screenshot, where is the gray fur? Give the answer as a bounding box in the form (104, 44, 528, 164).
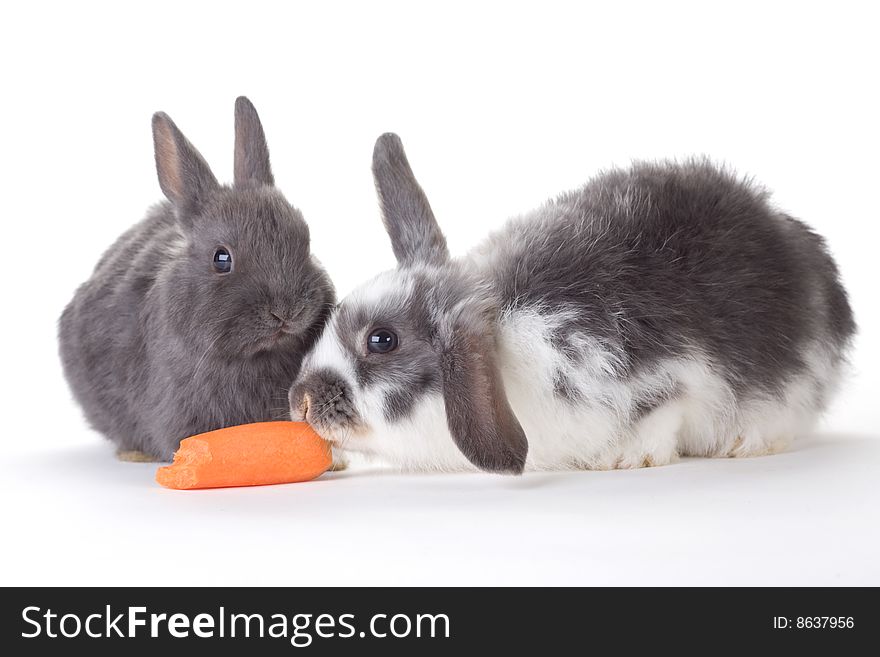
(234, 96, 274, 188)
(479, 161, 856, 394)
(153, 112, 218, 215)
(59, 98, 335, 460)
(372, 133, 449, 266)
(439, 306, 529, 473)
(552, 371, 584, 404)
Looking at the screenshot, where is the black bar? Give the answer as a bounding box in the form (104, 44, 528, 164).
(1, 587, 874, 654)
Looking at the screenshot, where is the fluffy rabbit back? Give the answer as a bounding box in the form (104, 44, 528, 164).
(59, 204, 180, 451)
(60, 98, 335, 460)
(474, 160, 855, 468)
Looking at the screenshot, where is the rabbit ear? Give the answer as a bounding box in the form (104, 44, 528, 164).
(440, 316, 528, 474)
(152, 112, 219, 210)
(372, 133, 449, 267)
(233, 96, 275, 188)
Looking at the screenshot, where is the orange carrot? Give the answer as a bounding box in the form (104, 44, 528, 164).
(155, 421, 331, 490)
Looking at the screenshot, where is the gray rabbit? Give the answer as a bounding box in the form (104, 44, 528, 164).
(59, 97, 335, 461)
(289, 134, 855, 473)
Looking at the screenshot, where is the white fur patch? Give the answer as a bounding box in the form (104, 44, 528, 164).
(355, 391, 473, 472)
(345, 269, 414, 310)
(495, 307, 842, 470)
(301, 318, 358, 391)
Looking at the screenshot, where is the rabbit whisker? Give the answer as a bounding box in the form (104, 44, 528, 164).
(190, 331, 227, 379)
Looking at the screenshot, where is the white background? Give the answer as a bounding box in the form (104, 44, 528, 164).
(1, 1, 878, 585)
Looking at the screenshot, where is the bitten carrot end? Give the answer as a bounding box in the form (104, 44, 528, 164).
(156, 421, 331, 490)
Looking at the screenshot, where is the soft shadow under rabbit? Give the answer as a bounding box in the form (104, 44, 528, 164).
(289, 134, 855, 474)
(59, 97, 335, 461)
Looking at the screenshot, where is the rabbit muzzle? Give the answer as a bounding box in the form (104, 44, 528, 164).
(288, 368, 364, 440)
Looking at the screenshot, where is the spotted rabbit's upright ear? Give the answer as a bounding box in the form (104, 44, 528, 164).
(233, 96, 274, 188)
(152, 111, 219, 216)
(372, 133, 449, 267)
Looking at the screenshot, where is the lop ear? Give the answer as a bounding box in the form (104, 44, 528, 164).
(234, 96, 275, 188)
(372, 133, 449, 267)
(152, 112, 218, 211)
(440, 315, 528, 474)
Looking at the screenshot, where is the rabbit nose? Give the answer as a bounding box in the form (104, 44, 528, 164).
(288, 385, 311, 421)
(270, 311, 297, 334)
(289, 369, 357, 431)
(300, 393, 312, 419)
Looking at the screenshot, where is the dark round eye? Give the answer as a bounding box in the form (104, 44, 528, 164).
(367, 329, 398, 354)
(213, 247, 232, 273)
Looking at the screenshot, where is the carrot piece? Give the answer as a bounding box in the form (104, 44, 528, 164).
(155, 421, 331, 490)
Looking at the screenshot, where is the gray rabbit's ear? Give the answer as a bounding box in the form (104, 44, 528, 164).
(152, 112, 219, 210)
(372, 133, 449, 267)
(440, 316, 528, 474)
(233, 96, 275, 188)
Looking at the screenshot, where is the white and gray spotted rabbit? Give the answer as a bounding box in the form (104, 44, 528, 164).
(59, 98, 335, 461)
(289, 134, 854, 473)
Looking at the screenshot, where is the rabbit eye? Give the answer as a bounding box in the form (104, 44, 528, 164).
(367, 329, 398, 354)
(213, 247, 232, 274)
